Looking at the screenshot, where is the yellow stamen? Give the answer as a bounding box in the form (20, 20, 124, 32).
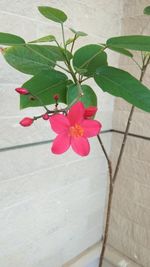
(69, 124, 84, 138)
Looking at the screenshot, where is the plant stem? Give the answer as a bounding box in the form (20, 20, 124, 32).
(98, 55, 150, 267)
(61, 23, 66, 51)
(113, 55, 150, 183)
(99, 181, 113, 267)
(70, 34, 77, 53)
(97, 135, 112, 181)
(97, 135, 113, 267)
(112, 105, 135, 183)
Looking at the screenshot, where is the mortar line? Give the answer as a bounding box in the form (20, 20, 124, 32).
(0, 129, 150, 153)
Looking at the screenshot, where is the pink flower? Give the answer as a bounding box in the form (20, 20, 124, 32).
(15, 87, 29, 95)
(20, 117, 33, 127)
(84, 106, 98, 119)
(49, 102, 102, 156)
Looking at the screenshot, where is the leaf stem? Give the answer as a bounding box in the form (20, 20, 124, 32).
(131, 57, 142, 70)
(61, 23, 66, 51)
(30, 93, 49, 112)
(70, 34, 77, 53)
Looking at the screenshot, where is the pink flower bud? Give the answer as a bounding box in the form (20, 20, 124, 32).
(20, 117, 33, 127)
(15, 87, 29, 95)
(84, 106, 98, 119)
(53, 94, 59, 101)
(42, 113, 49, 120)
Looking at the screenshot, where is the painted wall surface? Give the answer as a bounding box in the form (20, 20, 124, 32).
(108, 1, 150, 267)
(0, 1, 122, 267)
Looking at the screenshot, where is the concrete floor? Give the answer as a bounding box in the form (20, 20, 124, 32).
(64, 245, 115, 267)
(86, 258, 114, 267)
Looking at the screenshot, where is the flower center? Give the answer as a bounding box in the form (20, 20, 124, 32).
(69, 124, 84, 138)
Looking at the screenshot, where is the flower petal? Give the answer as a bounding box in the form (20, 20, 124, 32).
(71, 137, 90, 156)
(81, 119, 102, 137)
(49, 114, 70, 134)
(68, 101, 85, 125)
(51, 134, 71, 154)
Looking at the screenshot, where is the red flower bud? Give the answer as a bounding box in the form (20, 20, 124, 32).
(42, 113, 49, 120)
(84, 106, 98, 119)
(53, 94, 59, 101)
(20, 117, 33, 127)
(15, 88, 29, 95)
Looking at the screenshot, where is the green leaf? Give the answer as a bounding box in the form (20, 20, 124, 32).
(67, 84, 97, 107)
(94, 66, 150, 113)
(38, 6, 67, 23)
(27, 44, 72, 61)
(66, 37, 74, 46)
(107, 35, 150, 52)
(20, 70, 68, 109)
(3, 45, 56, 75)
(73, 44, 107, 77)
(3, 44, 71, 75)
(107, 45, 133, 57)
(66, 30, 87, 46)
(29, 35, 56, 43)
(144, 6, 150, 15)
(0, 32, 25, 45)
(70, 28, 87, 37)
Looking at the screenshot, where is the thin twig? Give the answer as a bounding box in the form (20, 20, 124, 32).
(97, 135, 112, 181)
(70, 34, 77, 53)
(97, 135, 113, 267)
(98, 54, 150, 267)
(113, 55, 150, 183)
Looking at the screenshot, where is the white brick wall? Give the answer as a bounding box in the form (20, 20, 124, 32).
(108, 1, 150, 266)
(0, 1, 122, 266)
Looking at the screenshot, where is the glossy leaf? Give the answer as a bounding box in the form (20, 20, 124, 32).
(67, 84, 97, 107)
(38, 6, 67, 23)
(3, 44, 70, 75)
(73, 44, 107, 77)
(107, 35, 150, 52)
(0, 32, 25, 45)
(3, 45, 55, 75)
(144, 6, 150, 15)
(20, 70, 68, 108)
(27, 44, 72, 61)
(94, 66, 150, 113)
(29, 35, 56, 43)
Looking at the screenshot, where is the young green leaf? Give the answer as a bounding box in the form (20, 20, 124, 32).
(20, 70, 68, 109)
(67, 84, 97, 107)
(38, 6, 67, 23)
(94, 66, 150, 113)
(70, 28, 87, 37)
(107, 35, 150, 52)
(144, 6, 150, 15)
(29, 35, 56, 43)
(66, 37, 74, 46)
(66, 30, 87, 46)
(0, 32, 25, 45)
(73, 44, 107, 77)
